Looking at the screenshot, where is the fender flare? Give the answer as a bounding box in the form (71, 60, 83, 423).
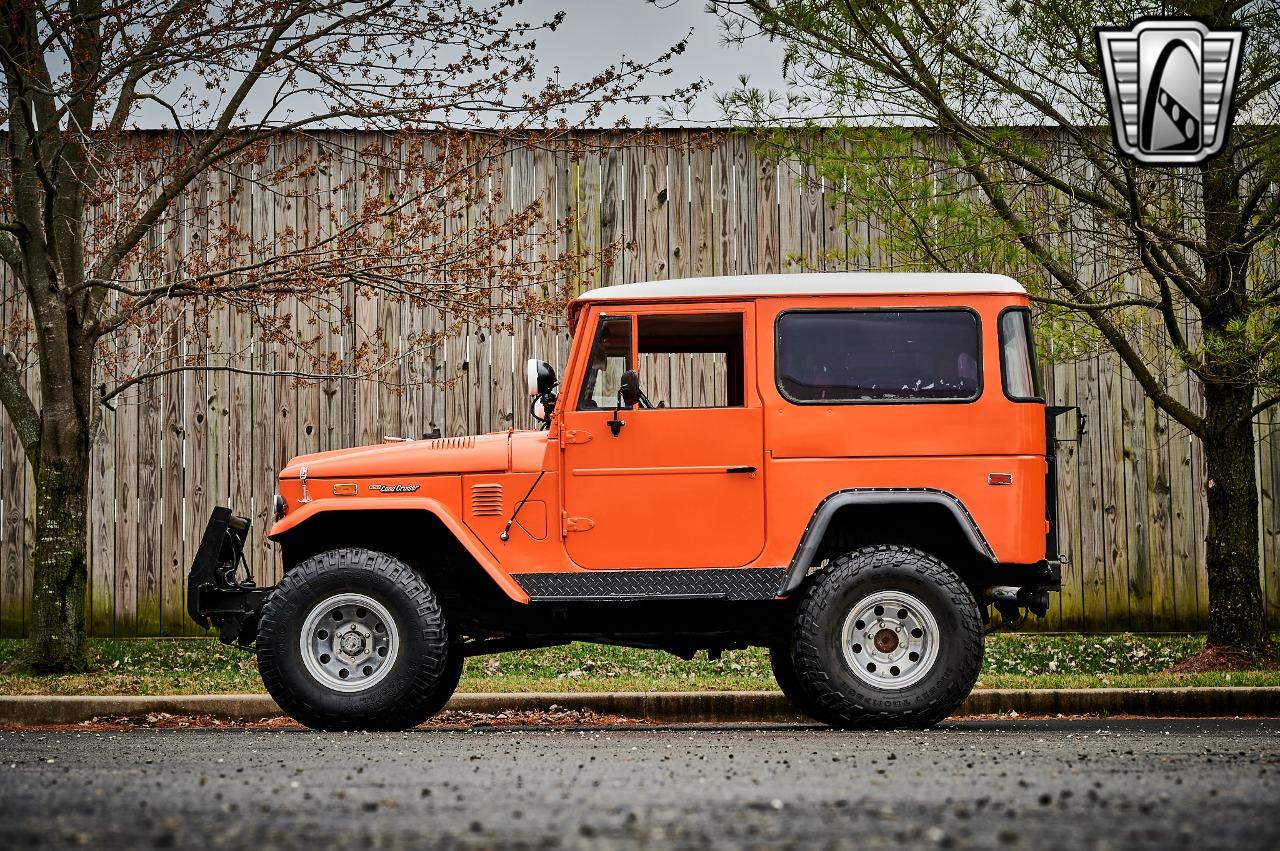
(267, 497, 530, 603)
(778, 487, 996, 596)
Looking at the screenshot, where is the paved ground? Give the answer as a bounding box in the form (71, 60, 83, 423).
(0, 719, 1276, 850)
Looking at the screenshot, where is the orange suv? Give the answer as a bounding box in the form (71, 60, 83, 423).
(189, 273, 1067, 730)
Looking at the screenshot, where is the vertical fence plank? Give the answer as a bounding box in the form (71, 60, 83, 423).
(136, 385, 162, 636)
(89, 411, 115, 636)
(400, 138, 428, 440)
(296, 136, 322, 457)
(229, 163, 257, 580)
(1054, 357, 1085, 630)
(1170, 421, 1200, 629)
(160, 322, 185, 635)
(801, 140, 823, 272)
(182, 169, 212, 635)
(335, 132, 359, 452)
(1077, 354, 1108, 630)
(1101, 351, 1132, 630)
(622, 141, 645, 283)
(317, 135, 345, 453)
(182, 341, 208, 637)
(733, 135, 758, 276)
(669, 132, 690, 281)
(1147, 379, 1177, 631)
(1123, 359, 1154, 632)
(1264, 406, 1280, 628)
(777, 157, 802, 273)
(600, 140, 624, 288)
(644, 141, 670, 282)
(113, 389, 138, 635)
(714, 136, 734, 276)
(572, 139, 601, 294)
(823, 136, 850, 271)
(688, 140, 714, 279)
(1184, 304, 1210, 627)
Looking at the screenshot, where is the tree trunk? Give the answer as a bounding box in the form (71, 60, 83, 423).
(22, 427, 91, 673)
(20, 378, 93, 670)
(1201, 381, 1269, 651)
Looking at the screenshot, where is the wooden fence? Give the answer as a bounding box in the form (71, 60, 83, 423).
(1, 129, 1278, 636)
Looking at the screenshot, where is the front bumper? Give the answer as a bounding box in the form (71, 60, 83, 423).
(187, 507, 273, 648)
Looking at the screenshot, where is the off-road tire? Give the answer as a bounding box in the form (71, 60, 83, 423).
(257, 548, 453, 731)
(769, 644, 825, 720)
(424, 642, 465, 718)
(789, 545, 983, 729)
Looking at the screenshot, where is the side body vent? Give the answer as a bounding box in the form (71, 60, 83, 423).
(426, 436, 476, 450)
(471, 483, 504, 516)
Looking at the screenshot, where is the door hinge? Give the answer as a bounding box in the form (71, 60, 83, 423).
(565, 516, 595, 533)
(564, 429, 592, 445)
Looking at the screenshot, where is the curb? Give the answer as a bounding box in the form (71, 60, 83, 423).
(2, 687, 1279, 726)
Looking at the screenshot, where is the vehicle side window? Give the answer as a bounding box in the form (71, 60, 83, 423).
(577, 315, 633, 410)
(999, 308, 1042, 401)
(776, 309, 981, 403)
(636, 313, 745, 408)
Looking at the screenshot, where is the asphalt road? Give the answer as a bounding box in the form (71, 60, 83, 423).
(0, 719, 1276, 850)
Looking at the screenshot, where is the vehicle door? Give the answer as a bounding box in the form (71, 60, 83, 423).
(560, 305, 765, 569)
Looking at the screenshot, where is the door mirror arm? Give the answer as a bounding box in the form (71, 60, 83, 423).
(609, 370, 645, 436)
(607, 398, 626, 437)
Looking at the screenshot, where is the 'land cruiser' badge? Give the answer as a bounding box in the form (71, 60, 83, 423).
(368, 483, 420, 493)
(1095, 19, 1246, 166)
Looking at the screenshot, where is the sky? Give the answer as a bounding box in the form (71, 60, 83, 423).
(523, 0, 789, 125)
(129, 1, 792, 129)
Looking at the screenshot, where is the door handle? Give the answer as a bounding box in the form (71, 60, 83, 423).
(726, 466, 757, 474)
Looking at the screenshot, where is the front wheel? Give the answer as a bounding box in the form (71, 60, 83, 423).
(788, 545, 983, 729)
(257, 548, 457, 731)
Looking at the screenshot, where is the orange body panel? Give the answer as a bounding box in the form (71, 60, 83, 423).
(267, 282, 1050, 602)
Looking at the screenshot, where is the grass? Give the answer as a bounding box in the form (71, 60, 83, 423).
(1, 633, 1277, 696)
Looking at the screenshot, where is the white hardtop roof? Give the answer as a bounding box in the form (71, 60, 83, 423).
(574, 273, 1027, 303)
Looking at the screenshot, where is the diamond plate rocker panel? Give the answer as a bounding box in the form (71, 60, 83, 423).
(514, 568, 788, 602)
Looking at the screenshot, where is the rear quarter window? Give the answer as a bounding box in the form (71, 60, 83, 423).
(999, 307, 1043, 402)
(776, 309, 982, 404)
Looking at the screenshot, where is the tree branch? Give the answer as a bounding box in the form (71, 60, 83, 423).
(0, 349, 40, 468)
(1029, 294, 1161, 311)
(951, 136, 1205, 435)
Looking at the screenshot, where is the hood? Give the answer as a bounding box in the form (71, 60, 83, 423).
(280, 432, 513, 479)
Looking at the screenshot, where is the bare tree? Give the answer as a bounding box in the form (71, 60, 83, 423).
(0, 0, 698, 671)
(710, 0, 1278, 653)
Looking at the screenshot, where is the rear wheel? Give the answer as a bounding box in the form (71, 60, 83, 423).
(788, 544, 983, 729)
(769, 644, 824, 720)
(257, 548, 456, 731)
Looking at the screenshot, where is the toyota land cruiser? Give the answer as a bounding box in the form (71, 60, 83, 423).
(188, 272, 1067, 730)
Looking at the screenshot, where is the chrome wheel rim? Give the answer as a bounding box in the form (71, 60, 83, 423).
(841, 590, 940, 690)
(299, 593, 399, 693)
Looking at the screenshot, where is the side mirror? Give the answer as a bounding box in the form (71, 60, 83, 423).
(526, 359, 557, 398)
(618, 370, 641, 409)
(527, 359, 558, 427)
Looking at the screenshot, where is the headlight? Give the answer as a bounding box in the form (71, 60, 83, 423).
(274, 494, 287, 520)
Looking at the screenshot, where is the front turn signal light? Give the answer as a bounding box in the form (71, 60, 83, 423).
(332, 482, 359, 496)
